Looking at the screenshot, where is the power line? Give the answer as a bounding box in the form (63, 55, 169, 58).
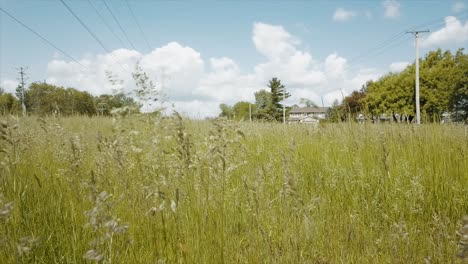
(86, 0, 126, 48)
(102, 0, 136, 50)
(407, 10, 468, 32)
(348, 10, 468, 65)
(58, 0, 130, 72)
(0, 7, 86, 69)
(59, 0, 113, 54)
(125, 0, 151, 52)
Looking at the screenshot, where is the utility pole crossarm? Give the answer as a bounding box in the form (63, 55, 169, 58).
(406, 30, 430, 34)
(406, 30, 430, 125)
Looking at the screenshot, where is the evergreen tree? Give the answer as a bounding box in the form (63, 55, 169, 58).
(267, 78, 290, 121)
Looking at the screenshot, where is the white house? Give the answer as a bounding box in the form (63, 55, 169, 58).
(289, 107, 330, 123)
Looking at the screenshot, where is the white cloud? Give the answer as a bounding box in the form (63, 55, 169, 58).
(252, 22, 299, 61)
(325, 53, 347, 78)
(452, 2, 466, 12)
(421, 16, 468, 47)
(1, 79, 19, 94)
(382, 0, 401, 19)
(389, 61, 410, 72)
(333, 8, 357, 22)
(44, 22, 383, 118)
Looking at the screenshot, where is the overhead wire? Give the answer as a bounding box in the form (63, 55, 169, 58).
(348, 10, 468, 66)
(0, 6, 87, 69)
(86, 0, 127, 49)
(125, 0, 151, 52)
(58, 0, 130, 72)
(102, 0, 136, 50)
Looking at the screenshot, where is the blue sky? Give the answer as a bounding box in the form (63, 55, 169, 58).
(0, 0, 467, 117)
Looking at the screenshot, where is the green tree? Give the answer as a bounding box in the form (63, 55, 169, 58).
(254, 89, 273, 120)
(25, 82, 97, 116)
(232, 101, 255, 121)
(268, 77, 290, 121)
(450, 48, 468, 121)
(0, 93, 20, 115)
(299, 98, 318, 107)
(328, 99, 344, 122)
(219, 103, 233, 118)
(342, 90, 366, 120)
(95, 93, 138, 115)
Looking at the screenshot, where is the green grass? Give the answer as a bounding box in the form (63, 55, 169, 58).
(0, 115, 467, 263)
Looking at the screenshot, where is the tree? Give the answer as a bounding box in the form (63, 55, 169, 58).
(0, 93, 20, 115)
(219, 103, 233, 118)
(232, 101, 255, 121)
(24, 82, 98, 116)
(450, 48, 468, 121)
(268, 78, 290, 121)
(95, 93, 139, 115)
(15, 85, 26, 106)
(328, 99, 343, 122)
(254, 89, 273, 120)
(299, 98, 318, 107)
(342, 90, 366, 120)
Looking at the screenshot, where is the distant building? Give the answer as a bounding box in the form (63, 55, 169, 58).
(289, 107, 330, 123)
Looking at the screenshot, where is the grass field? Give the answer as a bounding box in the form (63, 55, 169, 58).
(0, 115, 467, 263)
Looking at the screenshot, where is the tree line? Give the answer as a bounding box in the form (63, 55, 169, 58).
(0, 63, 161, 117)
(1, 48, 466, 121)
(332, 48, 467, 123)
(0, 82, 137, 116)
(220, 48, 467, 123)
(219, 77, 291, 121)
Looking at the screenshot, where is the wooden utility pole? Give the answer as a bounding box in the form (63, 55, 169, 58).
(283, 88, 286, 124)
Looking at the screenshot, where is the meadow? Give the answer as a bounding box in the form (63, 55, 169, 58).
(0, 115, 467, 263)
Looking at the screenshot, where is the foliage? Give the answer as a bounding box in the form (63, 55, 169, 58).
(0, 116, 466, 263)
(254, 89, 273, 120)
(268, 77, 290, 121)
(219, 102, 256, 121)
(328, 99, 344, 122)
(95, 93, 139, 116)
(338, 48, 468, 123)
(0, 93, 20, 115)
(219, 103, 234, 119)
(299, 98, 318, 108)
(24, 82, 96, 116)
(132, 63, 162, 113)
(450, 48, 468, 121)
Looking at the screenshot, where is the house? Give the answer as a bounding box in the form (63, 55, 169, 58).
(289, 107, 330, 123)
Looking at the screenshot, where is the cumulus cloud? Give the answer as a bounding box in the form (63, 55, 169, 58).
(382, 0, 401, 19)
(46, 48, 141, 95)
(44, 22, 382, 118)
(452, 2, 466, 12)
(389, 61, 410, 72)
(1, 79, 19, 94)
(325, 53, 347, 78)
(252, 23, 299, 61)
(421, 16, 468, 47)
(333, 8, 357, 22)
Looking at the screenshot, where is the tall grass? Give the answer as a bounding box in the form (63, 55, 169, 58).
(0, 115, 467, 263)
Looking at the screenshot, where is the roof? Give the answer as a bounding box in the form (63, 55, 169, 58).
(289, 107, 330, 114)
